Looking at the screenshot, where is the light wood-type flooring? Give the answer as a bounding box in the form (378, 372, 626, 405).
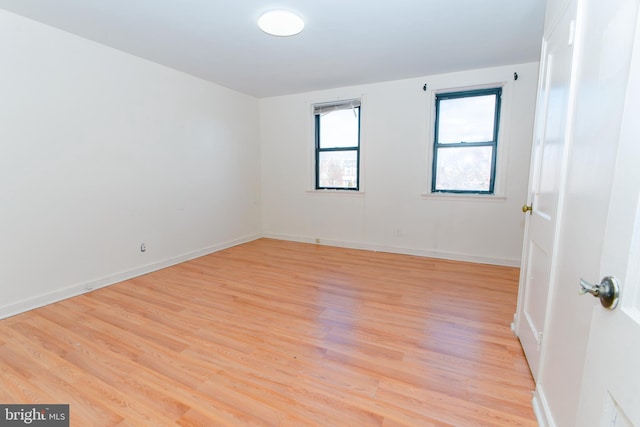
(0, 238, 536, 426)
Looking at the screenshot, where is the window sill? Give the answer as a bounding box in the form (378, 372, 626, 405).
(306, 189, 365, 197)
(420, 192, 506, 203)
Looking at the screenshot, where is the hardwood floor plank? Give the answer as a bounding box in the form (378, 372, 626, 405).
(0, 338, 124, 425)
(375, 377, 534, 427)
(0, 238, 535, 426)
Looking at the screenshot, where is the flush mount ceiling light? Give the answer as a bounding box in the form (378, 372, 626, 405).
(258, 10, 304, 37)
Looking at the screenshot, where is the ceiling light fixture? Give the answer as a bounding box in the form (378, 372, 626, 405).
(258, 10, 304, 37)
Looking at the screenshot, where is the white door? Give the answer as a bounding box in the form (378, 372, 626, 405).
(576, 5, 640, 425)
(515, 2, 576, 379)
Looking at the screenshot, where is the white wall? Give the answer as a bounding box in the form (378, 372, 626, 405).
(0, 10, 261, 317)
(260, 63, 539, 266)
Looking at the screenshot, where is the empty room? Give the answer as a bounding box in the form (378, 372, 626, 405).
(1, 0, 639, 426)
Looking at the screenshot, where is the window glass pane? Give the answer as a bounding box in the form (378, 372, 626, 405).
(434, 146, 493, 192)
(318, 150, 358, 188)
(319, 108, 359, 148)
(438, 95, 496, 144)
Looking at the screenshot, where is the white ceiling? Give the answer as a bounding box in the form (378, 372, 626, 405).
(0, 0, 546, 98)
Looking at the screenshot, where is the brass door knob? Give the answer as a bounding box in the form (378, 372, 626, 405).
(522, 204, 533, 214)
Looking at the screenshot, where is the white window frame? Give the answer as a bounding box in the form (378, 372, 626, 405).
(306, 95, 366, 195)
(423, 81, 512, 201)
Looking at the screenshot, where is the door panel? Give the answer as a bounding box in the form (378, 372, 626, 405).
(516, 3, 575, 379)
(523, 241, 549, 339)
(577, 3, 640, 423)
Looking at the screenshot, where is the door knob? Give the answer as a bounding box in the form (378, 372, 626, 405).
(579, 276, 620, 310)
(522, 204, 533, 214)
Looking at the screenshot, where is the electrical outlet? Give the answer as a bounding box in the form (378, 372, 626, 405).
(315, 238, 320, 244)
(140, 243, 146, 252)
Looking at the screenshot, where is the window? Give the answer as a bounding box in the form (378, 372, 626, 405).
(314, 100, 361, 190)
(432, 88, 502, 194)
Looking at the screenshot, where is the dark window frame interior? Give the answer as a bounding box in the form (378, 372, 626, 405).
(432, 87, 502, 195)
(315, 103, 361, 191)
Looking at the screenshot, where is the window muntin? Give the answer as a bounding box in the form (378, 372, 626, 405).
(315, 100, 360, 190)
(432, 88, 501, 194)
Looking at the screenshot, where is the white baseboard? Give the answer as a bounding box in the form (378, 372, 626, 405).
(0, 234, 261, 320)
(532, 385, 556, 427)
(1, 232, 519, 319)
(263, 233, 521, 267)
